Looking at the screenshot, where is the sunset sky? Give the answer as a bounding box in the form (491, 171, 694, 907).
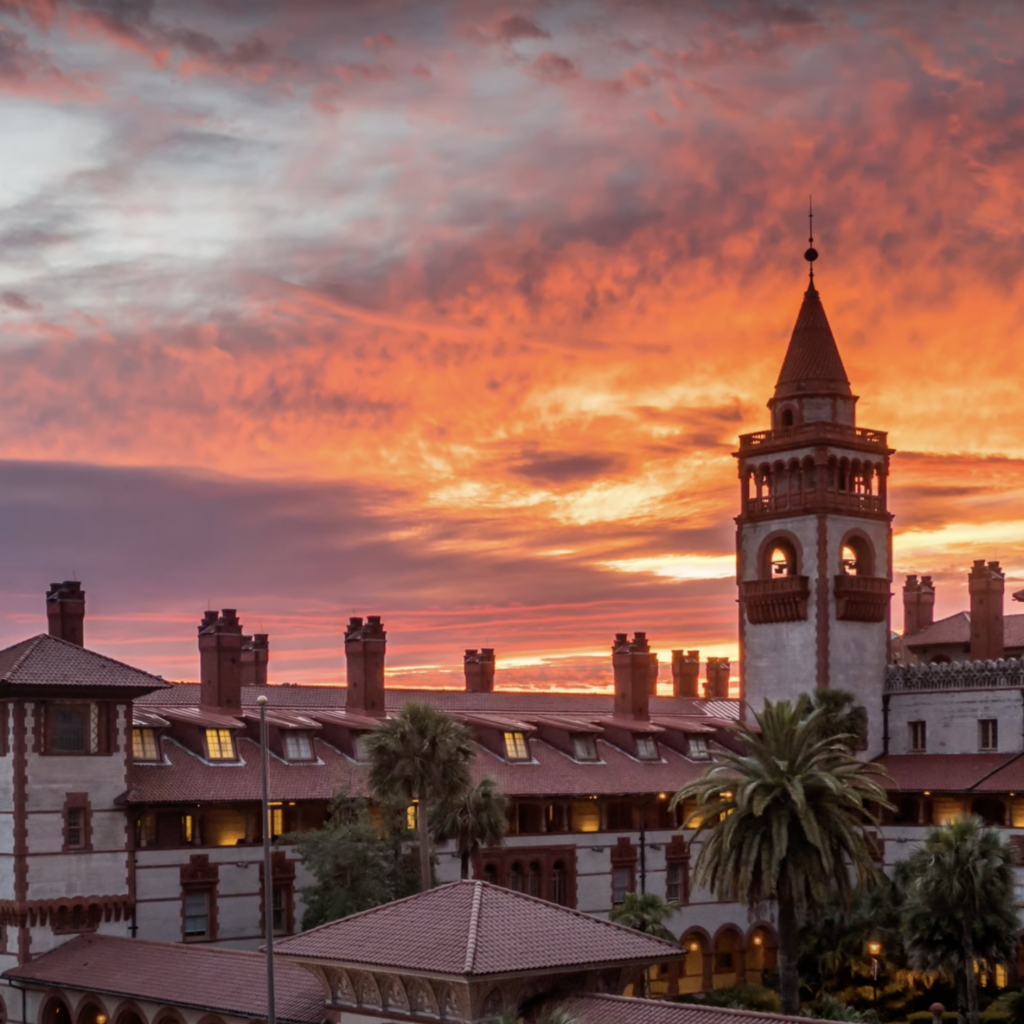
(1, 0, 1022, 688)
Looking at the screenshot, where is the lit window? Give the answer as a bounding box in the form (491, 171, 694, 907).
(503, 731, 530, 760)
(910, 721, 926, 753)
(406, 802, 418, 831)
(268, 803, 283, 839)
(137, 811, 156, 847)
(635, 736, 659, 760)
(66, 807, 85, 849)
(132, 728, 160, 761)
(181, 813, 194, 844)
(688, 736, 710, 760)
(980, 719, 998, 752)
(205, 728, 236, 760)
(183, 890, 209, 938)
(284, 731, 313, 760)
(572, 735, 598, 761)
(612, 865, 631, 905)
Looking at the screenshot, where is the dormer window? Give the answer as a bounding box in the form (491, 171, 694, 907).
(687, 736, 710, 760)
(284, 731, 314, 761)
(205, 728, 236, 761)
(132, 728, 160, 761)
(635, 736, 659, 760)
(503, 731, 530, 760)
(572, 735, 598, 761)
(353, 735, 370, 761)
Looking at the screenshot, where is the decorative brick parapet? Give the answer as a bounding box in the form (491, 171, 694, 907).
(885, 658, 1024, 693)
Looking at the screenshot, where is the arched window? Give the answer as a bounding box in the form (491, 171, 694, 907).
(527, 862, 541, 898)
(781, 408, 794, 428)
(551, 861, 567, 905)
(482, 863, 498, 885)
(42, 1000, 71, 1024)
(509, 862, 524, 892)
(840, 534, 874, 577)
(767, 540, 798, 578)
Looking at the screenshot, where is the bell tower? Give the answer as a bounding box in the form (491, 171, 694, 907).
(734, 219, 893, 752)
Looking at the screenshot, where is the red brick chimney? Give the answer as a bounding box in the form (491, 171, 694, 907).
(46, 581, 85, 647)
(612, 631, 654, 721)
(199, 609, 244, 710)
(705, 657, 731, 700)
(970, 560, 1005, 661)
(241, 633, 269, 687)
(671, 650, 701, 697)
(464, 648, 496, 693)
(902, 575, 935, 637)
(345, 615, 386, 717)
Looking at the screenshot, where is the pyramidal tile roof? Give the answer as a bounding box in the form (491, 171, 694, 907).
(274, 880, 682, 976)
(774, 283, 852, 400)
(0, 634, 171, 692)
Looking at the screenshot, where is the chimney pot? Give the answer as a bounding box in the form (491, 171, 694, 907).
(613, 630, 654, 721)
(970, 559, 1005, 661)
(671, 649, 701, 697)
(705, 657, 731, 700)
(199, 608, 245, 709)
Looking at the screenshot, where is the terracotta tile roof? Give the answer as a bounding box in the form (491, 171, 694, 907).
(905, 612, 1024, 650)
(563, 993, 828, 1024)
(127, 735, 364, 803)
(275, 880, 682, 976)
(875, 753, 1016, 792)
(773, 283, 851, 400)
(138, 682, 740, 721)
(3, 934, 323, 1024)
(0, 634, 170, 693)
(962, 754, 1024, 793)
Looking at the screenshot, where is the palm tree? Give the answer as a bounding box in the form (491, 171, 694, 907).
(901, 816, 1019, 1024)
(609, 891, 675, 940)
(672, 698, 890, 1016)
(365, 703, 473, 892)
(432, 778, 507, 880)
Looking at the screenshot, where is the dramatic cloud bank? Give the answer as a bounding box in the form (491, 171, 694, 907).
(0, 0, 1022, 685)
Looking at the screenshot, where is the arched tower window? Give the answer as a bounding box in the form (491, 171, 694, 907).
(766, 540, 798, 578)
(781, 408, 794, 428)
(839, 534, 875, 577)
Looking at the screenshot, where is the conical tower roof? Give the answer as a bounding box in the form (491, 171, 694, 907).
(773, 281, 851, 401)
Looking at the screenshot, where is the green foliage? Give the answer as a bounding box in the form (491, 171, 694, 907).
(289, 794, 420, 929)
(609, 892, 675, 940)
(365, 702, 475, 890)
(432, 777, 507, 880)
(901, 817, 1019, 1024)
(810, 993, 879, 1022)
(672, 698, 892, 1015)
(671, 985, 780, 1013)
(806, 688, 868, 751)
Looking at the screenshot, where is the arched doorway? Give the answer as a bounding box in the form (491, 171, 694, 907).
(746, 925, 778, 985)
(41, 999, 71, 1024)
(76, 1002, 108, 1024)
(680, 932, 711, 993)
(114, 1007, 146, 1024)
(713, 927, 744, 989)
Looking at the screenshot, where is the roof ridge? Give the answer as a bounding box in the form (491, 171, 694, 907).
(17, 632, 170, 685)
(567, 992, 830, 1023)
(480, 880, 681, 952)
(4, 634, 46, 680)
(276, 880, 467, 944)
(464, 880, 483, 974)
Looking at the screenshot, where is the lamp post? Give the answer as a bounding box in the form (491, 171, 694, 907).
(868, 941, 882, 1010)
(258, 695, 277, 1024)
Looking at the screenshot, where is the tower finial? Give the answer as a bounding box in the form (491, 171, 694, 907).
(804, 195, 818, 286)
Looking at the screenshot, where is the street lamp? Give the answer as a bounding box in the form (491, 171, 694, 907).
(258, 695, 277, 1024)
(868, 941, 882, 1008)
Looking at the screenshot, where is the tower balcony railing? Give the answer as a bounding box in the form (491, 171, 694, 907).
(738, 423, 889, 453)
(740, 576, 810, 624)
(745, 492, 884, 516)
(834, 575, 891, 623)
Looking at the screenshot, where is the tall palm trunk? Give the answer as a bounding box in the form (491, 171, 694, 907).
(416, 797, 433, 891)
(777, 881, 801, 1016)
(962, 915, 979, 1024)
